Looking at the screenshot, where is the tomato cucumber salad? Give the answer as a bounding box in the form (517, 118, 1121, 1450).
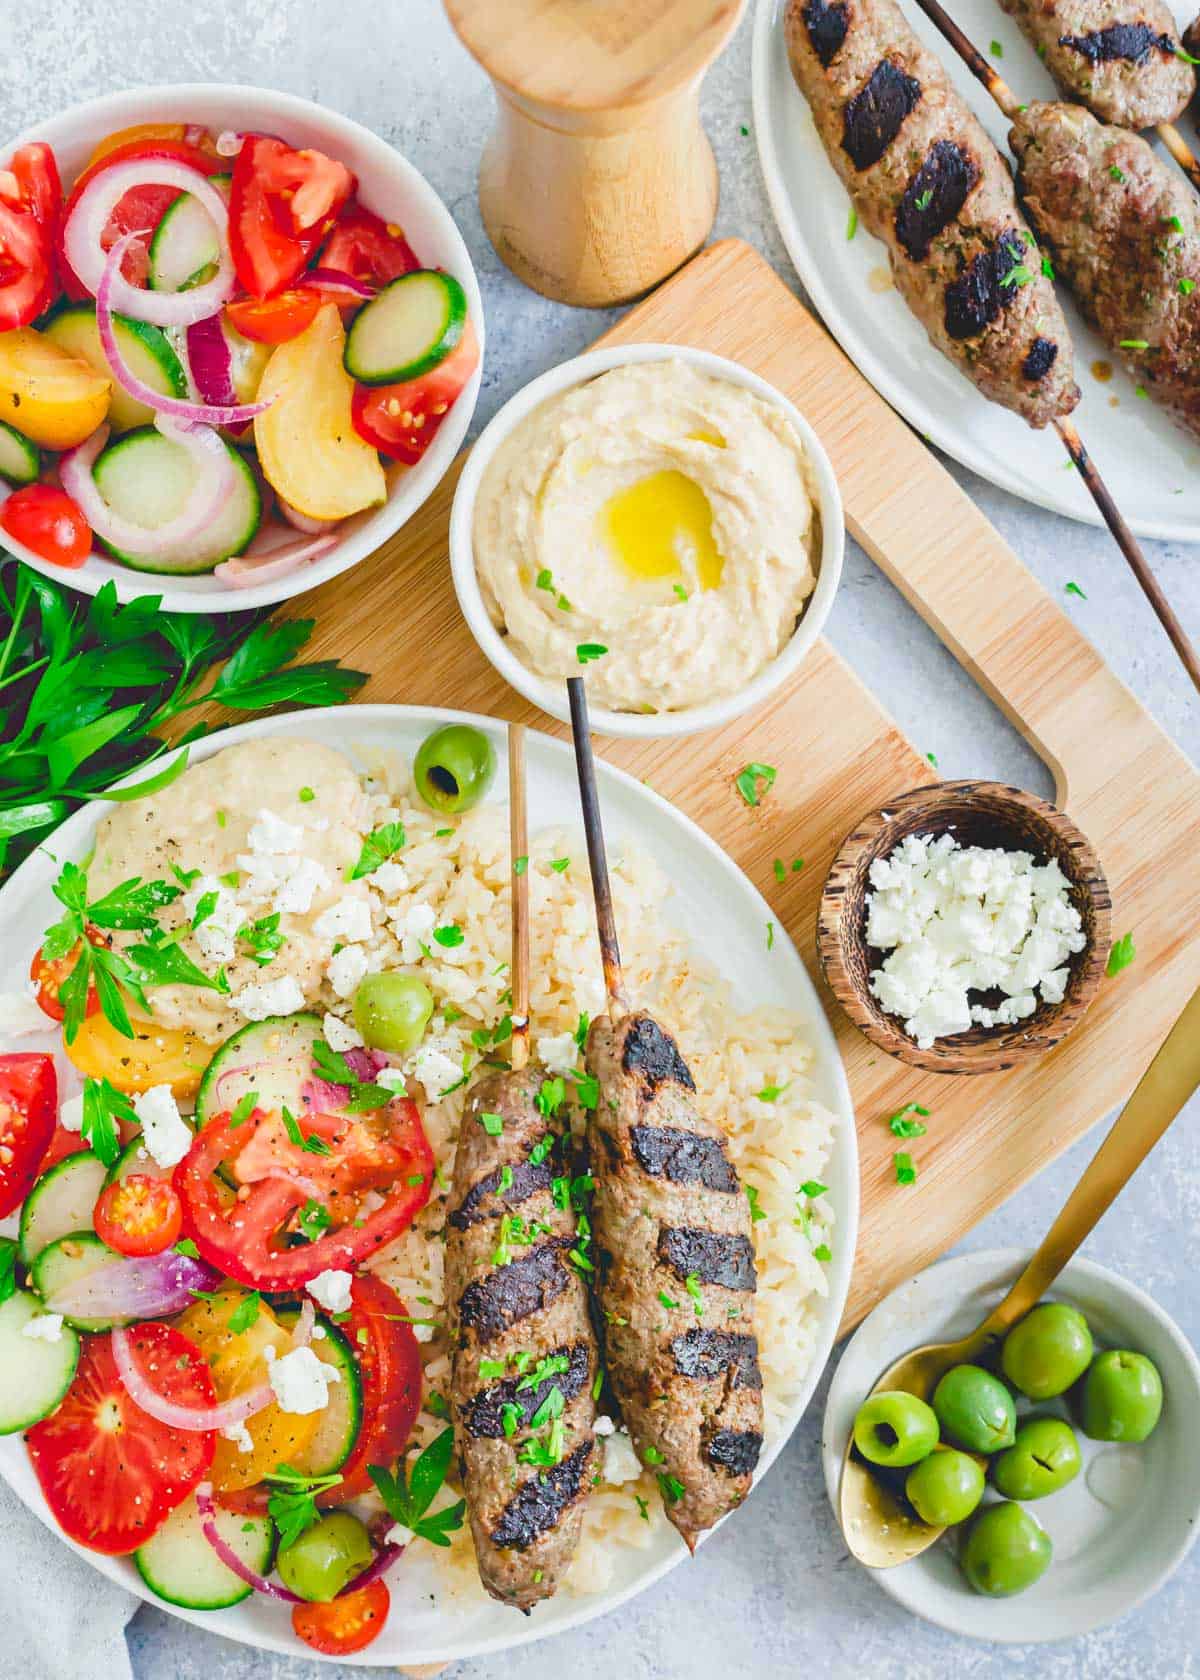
(0, 121, 478, 585)
(0, 744, 504, 1655)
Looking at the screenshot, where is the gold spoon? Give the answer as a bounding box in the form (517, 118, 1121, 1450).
(840, 984, 1200, 1568)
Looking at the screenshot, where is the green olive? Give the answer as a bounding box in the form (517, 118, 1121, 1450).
(852, 1390, 940, 1468)
(276, 1511, 373, 1602)
(905, 1447, 986, 1527)
(1081, 1349, 1164, 1443)
(414, 724, 496, 814)
(932, 1364, 1017, 1454)
(992, 1415, 1082, 1500)
(1002, 1303, 1094, 1400)
(960, 1501, 1052, 1597)
(353, 972, 434, 1054)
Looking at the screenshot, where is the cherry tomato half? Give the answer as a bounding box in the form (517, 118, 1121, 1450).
(0, 1052, 57, 1219)
(319, 204, 417, 289)
(0, 143, 62, 328)
(225, 290, 321, 345)
(94, 1173, 183, 1257)
(350, 316, 478, 466)
(292, 1579, 390, 1655)
(30, 923, 107, 1021)
(1, 484, 92, 568)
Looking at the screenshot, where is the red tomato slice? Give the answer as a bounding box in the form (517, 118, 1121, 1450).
(351, 316, 478, 465)
(1, 485, 92, 568)
(0, 1052, 56, 1218)
(40, 1119, 90, 1175)
(175, 1099, 433, 1290)
(58, 137, 223, 299)
(225, 290, 321, 344)
(94, 1173, 183, 1257)
(30, 924, 108, 1022)
(230, 136, 354, 298)
(292, 1578, 390, 1655)
(0, 143, 61, 328)
(26, 1325, 215, 1554)
(319, 204, 418, 288)
(318, 1272, 422, 1504)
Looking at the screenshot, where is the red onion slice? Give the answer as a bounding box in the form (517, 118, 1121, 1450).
(61, 416, 235, 559)
(64, 158, 235, 326)
(302, 267, 375, 302)
(113, 1327, 274, 1431)
(194, 1484, 404, 1603)
(44, 1249, 220, 1322)
(99, 235, 270, 425)
(185, 314, 237, 407)
(279, 496, 337, 535)
(340, 1540, 404, 1595)
(214, 533, 338, 587)
(291, 1297, 317, 1347)
(215, 131, 245, 158)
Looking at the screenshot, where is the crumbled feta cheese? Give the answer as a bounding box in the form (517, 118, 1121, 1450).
(536, 1030, 579, 1075)
(59, 1094, 84, 1133)
(232, 975, 307, 1022)
(222, 1421, 254, 1454)
(313, 895, 373, 944)
(601, 1429, 642, 1484)
(268, 1345, 341, 1414)
(413, 1322, 435, 1344)
(132, 1084, 192, 1169)
(376, 1067, 409, 1093)
(274, 855, 332, 916)
(248, 808, 304, 854)
(385, 1521, 415, 1548)
(865, 834, 1085, 1049)
(593, 1415, 616, 1436)
(306, 1269, 353, 1314)
(370, 860, 409, 896)
(0, 991, 51, 1037)
(22, 1313, 64, 1343)
(408, 1042, 462, 1097)
(327, 945, 369, 998)
(323, 1012, 364, 1052)
(389, 900, 436, 961)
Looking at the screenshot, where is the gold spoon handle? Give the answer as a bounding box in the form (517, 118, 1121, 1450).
(978, 985, 1200, 1340)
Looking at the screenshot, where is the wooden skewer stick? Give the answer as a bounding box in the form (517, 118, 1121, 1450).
(911, 0, 1200, 695)
(1156, 118, 1200, 198)
(508, 722, 531, 1073)
(567, 677, 629, 1016)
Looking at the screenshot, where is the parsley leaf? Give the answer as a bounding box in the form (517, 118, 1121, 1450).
(478, 1111, 504, 1136)
(350, 822, 406, 880)
(227, 1291, 261, 1334)
(433, 924, 464, 948)
(80, 1076, 135, 1168)
(265, 1464, 343, 1551)
(229, 1090, 258, 1128)
(368, 1428, 466, 1549)
(1107, 931, 1136, 976)
(888, 1102, 930, 1139)
(310, 1039, 389, 1110)
(575, 643, 607, 664)
(894, 1151, 918, 1186)
(734, 762, 776, 807)
(281, 1105, 333, 1156)
(298, 1199, 332, 1241)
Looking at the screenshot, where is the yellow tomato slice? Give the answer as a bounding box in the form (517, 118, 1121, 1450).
(178, 1288, 320, 1491)
(84, 123, 187, 169)
(65, 1011, 216, 1100)
(0, 327, 111, 450)
(253, 302, 386, 520)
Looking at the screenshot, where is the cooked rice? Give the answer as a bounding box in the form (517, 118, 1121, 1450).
(330, 756, 838, 1600)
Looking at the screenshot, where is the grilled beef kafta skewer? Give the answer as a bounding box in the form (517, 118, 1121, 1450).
(445, 724, 600, 1610)
(997, 0, 1194, 131)
(567, 677, 764, 1552)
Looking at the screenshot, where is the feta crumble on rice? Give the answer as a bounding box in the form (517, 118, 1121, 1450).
(268, 1345, 341, 1414)
(314, 896, 373, 944)
(864, 833, 1087, 1048)
(132, 1085, 192, 1169)
(232, 974, 307, 1021)
(536, 1029, 581, 1074)
(306, 1269, 354, 1314)
(248, 808, 304, 854)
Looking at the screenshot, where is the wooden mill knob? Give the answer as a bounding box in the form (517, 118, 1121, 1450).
(443, 0, 746, 308)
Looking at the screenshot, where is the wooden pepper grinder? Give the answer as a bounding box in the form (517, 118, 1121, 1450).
(443, 0, 746, 307)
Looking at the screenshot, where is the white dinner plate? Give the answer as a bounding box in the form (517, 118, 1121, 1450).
(752, 0, 1200, 542)
(0, 704, 857, 1668)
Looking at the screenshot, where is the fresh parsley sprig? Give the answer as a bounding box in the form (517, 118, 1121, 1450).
(265, 1464, 344, 1550)
(311, 1038, 391, 1111)
(80, 1076, 138, 1168)
(368, 1428, 466, 1549)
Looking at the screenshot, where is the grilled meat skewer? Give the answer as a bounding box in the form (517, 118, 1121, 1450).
(585, 1011, 764, 1551)
(784, 0, 1080, 427)
(999, 0, 1194, 129)
(1012, 101, 1200, 437)
(446, 1068, 600, 1609)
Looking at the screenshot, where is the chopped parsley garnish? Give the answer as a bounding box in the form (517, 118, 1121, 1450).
(229, 1090, 259, 1128)
(368, 1429, 465, 1548)
(1000, 263, 1034, 289)
(989, 38, 1002, 55)
(349, 821, 406, 879)
(573, 1071, 600, 1110)
(517, 1353, 570, 1394)
(426, 1391, 450, 1419)
(266, 1465, 343, 1550)
(529, 1133, 555, 1165)
(673, 584, 689, 601)
(576, 643, 607, 664)
(171, 864, 202, 889)
(914, 189, 932, 211)
(894, 1151, 918, 1186)
(536, 568, 555, 594)
(479, 1357, 507, 1380)
(298, 787, 314, 802)
(846, 206, 858, 240)
(888, 1101, 929, 1139)
(549, 857, 570, 873)
(773, 858, 786, 882)
(297, 1199, 332, 1241)
(281, 1105, 332, 1156)
(227, 1291, 261, 1333)
(478, 1111, 504, 1136)
(311, 1039, 390, 1110)
(536, 1076, 566, 1117)
(684, 1272, 703, 1317)
(519, 1415, 566, 1467)
(433, 924, 464, 947)
(814, 1243, 832, 1263)
(1180, 278, 1196, 296)
(1168, 214, 1185, 233)
(237, 911, 284, 967)
(659, 1290, 680, 1310)
(755, 1081, 790, 1103)
(926, 750, 938, 768)
(1106, 931, 1136, 976)
(745, 1184, 766, 1223)
(766, 920, 775, 951)
(80, 1076, 136, 1168)
(657, 1472, 685, 1506)
(1119, 339, 1149, 351)
(734, 761, 776, 807)
(219, 870, 240, 888)
(574, 1012, 590, 1050)
(1042, 256, 1055, 280)
(499, 1163, 514, 1192)
(644, 1444, 665, 1464)
(513, 855, 528, 875)
(799, 1180, 827, 1198)
(1109, 165, 1126, 183)
(174, 1238, 200, 1260)
(635, 1494, 650, 1521)
(1064, 581, 1087, 600)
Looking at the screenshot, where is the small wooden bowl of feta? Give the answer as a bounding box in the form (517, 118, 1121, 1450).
(816, 781, 1111, 1074)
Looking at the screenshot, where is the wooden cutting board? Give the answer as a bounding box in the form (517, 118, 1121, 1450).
(266, 238, 1200, 1331)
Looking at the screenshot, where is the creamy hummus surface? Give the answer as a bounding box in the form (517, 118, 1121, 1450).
(473, 359, 820, 712)
(90, 738, 369, 1038)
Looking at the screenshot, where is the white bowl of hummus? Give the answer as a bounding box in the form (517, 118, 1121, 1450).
(449, 345, 844, 737)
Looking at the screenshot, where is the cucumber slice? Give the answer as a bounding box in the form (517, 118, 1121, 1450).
(43, 302, 187, 433)
(104, 1131, 188, 1188)
(33, 1230, 130, 1332)
(343, 270, 467, 386)
(18, 1151, 107, 1266)
(149, 176, 231, 294)
(0, 1287, 80, 1434)
(92, 426, 261, 574)
(0, 418, 39, 485)
(136, 1493, 274, 1609)
(195, 1012, 324, 1128)
(277, 1309, 362, 1475)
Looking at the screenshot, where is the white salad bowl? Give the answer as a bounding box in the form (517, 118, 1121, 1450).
(449, 343, 844, 739)
(0, 83, 484, 613)
(823, 1248, 1200, 1643)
